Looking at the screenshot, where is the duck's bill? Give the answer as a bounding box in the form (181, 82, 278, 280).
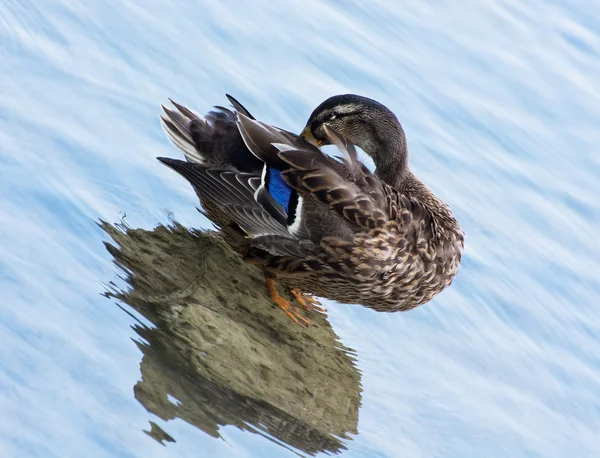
(300, 126, 323, 147)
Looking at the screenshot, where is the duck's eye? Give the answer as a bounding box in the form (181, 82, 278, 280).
(326, 113, 337, 122)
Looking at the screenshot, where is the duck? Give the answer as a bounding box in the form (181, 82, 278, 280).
(158, 94, 464, 326)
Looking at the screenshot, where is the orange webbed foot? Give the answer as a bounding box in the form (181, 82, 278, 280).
(289, 289, 327, 315)
(266, 278, 312, 327)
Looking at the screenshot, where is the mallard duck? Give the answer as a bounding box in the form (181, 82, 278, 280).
(158, 94, 464, 325)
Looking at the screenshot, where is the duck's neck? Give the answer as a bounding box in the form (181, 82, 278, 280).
(367, 132, 409, 189)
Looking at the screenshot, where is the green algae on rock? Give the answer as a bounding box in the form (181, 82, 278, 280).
(101, 221, 362, 456)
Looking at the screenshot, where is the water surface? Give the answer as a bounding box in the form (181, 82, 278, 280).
(2, 1, 600, 457)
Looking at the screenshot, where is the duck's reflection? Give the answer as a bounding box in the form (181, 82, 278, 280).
(101, 221, 362, 456)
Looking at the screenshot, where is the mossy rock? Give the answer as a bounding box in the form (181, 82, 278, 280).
(101, 221, 362, 455)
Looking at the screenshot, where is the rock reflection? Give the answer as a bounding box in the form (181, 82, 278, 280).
(101, 221, 362, 456)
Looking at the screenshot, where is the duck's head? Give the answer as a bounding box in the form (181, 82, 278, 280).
(301, 94, 408, 178)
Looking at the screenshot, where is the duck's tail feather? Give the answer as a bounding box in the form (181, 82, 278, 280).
(225, 94, 256, 120)
(160, 99, 263, 173)
(160, 97, 305, 235)
(160, 101, 206, 164)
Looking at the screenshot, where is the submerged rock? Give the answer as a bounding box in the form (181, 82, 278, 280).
(101, 221, 362, 456)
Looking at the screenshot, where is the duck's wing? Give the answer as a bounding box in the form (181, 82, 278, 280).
(160, 98, 327, 258)
(235, 115, 392, 232)
(157, 158, 320, 258)
(158, 158, 282, 233)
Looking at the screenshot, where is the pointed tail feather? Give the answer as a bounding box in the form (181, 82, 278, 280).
(226, 94, 256, 120)
(160, 104, 206, 164)
(160, 99, 263, 172)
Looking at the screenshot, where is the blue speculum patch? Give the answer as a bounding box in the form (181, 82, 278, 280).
(266, 167, 292, 213)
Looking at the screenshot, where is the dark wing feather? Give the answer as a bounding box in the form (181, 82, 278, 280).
(255, 185, 289, 227)
(220, 171, 257, 196)
(157, 157, 288, 238)
(235, 113, 291, 169)
(250, 235, 320, 258)
(234, 112, 323, 170)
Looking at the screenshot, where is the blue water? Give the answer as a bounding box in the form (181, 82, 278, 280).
(2, 1, 600, 457)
